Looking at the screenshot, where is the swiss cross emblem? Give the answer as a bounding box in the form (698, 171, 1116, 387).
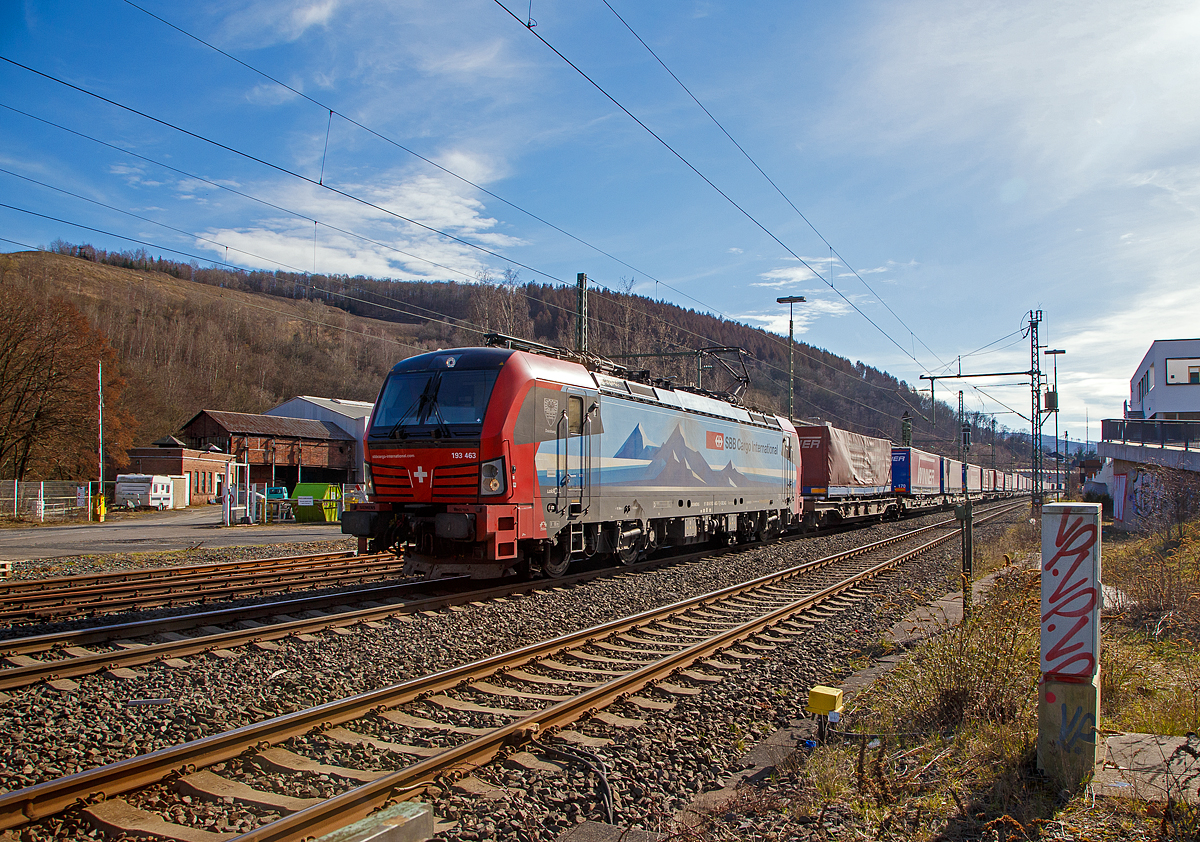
(413, 466, 428, 484)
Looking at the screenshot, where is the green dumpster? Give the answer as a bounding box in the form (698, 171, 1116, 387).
(292, 482, 341, 523)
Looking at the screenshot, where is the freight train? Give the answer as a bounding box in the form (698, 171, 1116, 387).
(342, 338, 1028, 579)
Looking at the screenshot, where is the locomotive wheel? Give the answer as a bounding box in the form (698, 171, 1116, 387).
(542, 536, 572, 578)
(616, 542, 640, 565)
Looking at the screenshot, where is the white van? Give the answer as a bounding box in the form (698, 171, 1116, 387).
(114, 474, 175, 510)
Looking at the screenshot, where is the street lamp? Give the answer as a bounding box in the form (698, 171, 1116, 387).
(777, 296, 806, 419)
(1044, 349, 1065, 496)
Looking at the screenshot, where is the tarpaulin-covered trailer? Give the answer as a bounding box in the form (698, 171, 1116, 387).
(796, 425, 892, 496)
(796, 424, 895, 526)
(941, 458, 964, 495)
(964, 463, 983, 493)
(891, 447, 942, 495)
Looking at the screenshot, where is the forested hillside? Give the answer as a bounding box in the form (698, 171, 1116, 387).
(0, 245, 1031, 479)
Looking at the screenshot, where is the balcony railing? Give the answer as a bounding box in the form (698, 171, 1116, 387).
(1101, 419, 1199, 450)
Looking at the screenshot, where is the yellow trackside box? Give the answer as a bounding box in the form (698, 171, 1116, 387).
(806, 685, 844, 716)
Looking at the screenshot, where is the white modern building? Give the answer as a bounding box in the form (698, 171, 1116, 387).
(1126, 338, 1200, 420)
(266, 396, 374, 483)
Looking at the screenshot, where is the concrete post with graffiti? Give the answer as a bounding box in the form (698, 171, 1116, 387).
(1037, 502, 1102, 786)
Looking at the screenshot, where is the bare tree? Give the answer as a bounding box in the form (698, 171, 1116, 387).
(0, 286, 133, 479)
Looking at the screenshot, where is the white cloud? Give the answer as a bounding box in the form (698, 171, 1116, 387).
(737, 296, 853, 337)
(213, 0, 340, 48)
(727, 247, 743, 254)
(245, 83, 300, 106)
(751, 265, 824, 289)
(193, 163, 527, 281)
(844, 0, 1200, 198)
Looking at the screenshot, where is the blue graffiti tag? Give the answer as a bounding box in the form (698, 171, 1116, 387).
(1059, 704, 1096, 754)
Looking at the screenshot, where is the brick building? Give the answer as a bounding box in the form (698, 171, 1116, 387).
(179, 410, 357, 489)
(127, 436, 237, 501)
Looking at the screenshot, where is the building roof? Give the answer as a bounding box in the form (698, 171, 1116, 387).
(269, 395, 375, 421)
(185, 410, 355, 441)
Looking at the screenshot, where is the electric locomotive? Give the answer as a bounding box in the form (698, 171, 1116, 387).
(342, 337, 802, 579)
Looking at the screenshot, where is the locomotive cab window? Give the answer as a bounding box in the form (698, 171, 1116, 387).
(370, 369, 500, 438)
(567, 395, 584, 435)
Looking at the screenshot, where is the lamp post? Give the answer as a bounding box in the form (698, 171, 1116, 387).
(1044, 349, 1065, 496)
(777, 296, 806, 420)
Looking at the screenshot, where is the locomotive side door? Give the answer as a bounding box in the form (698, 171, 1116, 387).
(556, 394, 586, 513)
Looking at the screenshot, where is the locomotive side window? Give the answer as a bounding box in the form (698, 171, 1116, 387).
(568, 395, 584, 435)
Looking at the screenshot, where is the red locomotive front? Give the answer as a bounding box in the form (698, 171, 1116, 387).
(343, 346, 546, 578)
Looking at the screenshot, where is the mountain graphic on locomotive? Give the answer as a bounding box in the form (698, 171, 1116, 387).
(341, 336, 801, 579)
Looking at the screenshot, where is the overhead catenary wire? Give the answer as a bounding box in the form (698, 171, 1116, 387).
(3, 5, 953, 426)
(112, 0, 917, 414)
(599, 0, 948, 371)
(0, 98, 929, 431)
(0, 54, 564, 288)
(492, 0, 942, 379)
(0, 50, 996, 435)
(0, 82, 738, 367)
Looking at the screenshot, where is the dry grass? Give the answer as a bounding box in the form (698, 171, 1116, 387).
(1105, 529, 1200, 643)
(682, 514, 1200, 841)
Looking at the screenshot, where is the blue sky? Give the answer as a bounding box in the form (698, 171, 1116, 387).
(3, 0, 1199, 446)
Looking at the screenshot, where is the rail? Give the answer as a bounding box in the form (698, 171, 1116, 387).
(0, 501, 1024, 836)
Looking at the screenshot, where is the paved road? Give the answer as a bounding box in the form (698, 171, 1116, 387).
(0, 506, 346, 561)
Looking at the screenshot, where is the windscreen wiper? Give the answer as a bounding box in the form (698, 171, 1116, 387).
(387, 375, 436, 439)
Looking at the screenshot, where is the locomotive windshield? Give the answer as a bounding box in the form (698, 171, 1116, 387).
(370, 368, 500, 439)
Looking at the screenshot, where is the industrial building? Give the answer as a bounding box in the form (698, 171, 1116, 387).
(178, 409, 358, 489)
(1126, 338, 1200, 420)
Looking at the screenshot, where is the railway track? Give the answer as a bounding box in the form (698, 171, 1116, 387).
(0, 505, 1000, 693)
(0, 501, 1022, 841)
(0, 550, 407, 624)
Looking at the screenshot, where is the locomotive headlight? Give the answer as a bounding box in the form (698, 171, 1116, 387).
(480, 458, 506, 496)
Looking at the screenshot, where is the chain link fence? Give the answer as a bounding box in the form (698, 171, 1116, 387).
(0, 481, 113, 522)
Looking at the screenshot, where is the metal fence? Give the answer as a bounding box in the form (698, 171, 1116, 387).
(0, 480, 112, 522)
(1102, 419, 1200, 450)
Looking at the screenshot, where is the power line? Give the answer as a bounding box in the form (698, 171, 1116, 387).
(2, 99, 927, 425)
(0, 54, 564, 286)
(0, 100, 748, 369)
(2, 61, 960, 432)
(599, 0, 947, 371)
(493, 0, 940, 377)
(118, 0, 774, 352)
(0, 167, 315, 276)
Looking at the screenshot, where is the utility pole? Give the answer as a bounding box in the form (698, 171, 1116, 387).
(991, 417, 997, 468)
(957, 391, 965, 468)
(1028, 310, 1044, 505)
(1045, 348, 1065, 497)
(576, 273, 588, 355)
(776, 296, 806, 419)
(98, 361, 104, 488)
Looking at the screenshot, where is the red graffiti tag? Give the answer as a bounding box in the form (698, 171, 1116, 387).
(1042, 510, 1098, 678)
